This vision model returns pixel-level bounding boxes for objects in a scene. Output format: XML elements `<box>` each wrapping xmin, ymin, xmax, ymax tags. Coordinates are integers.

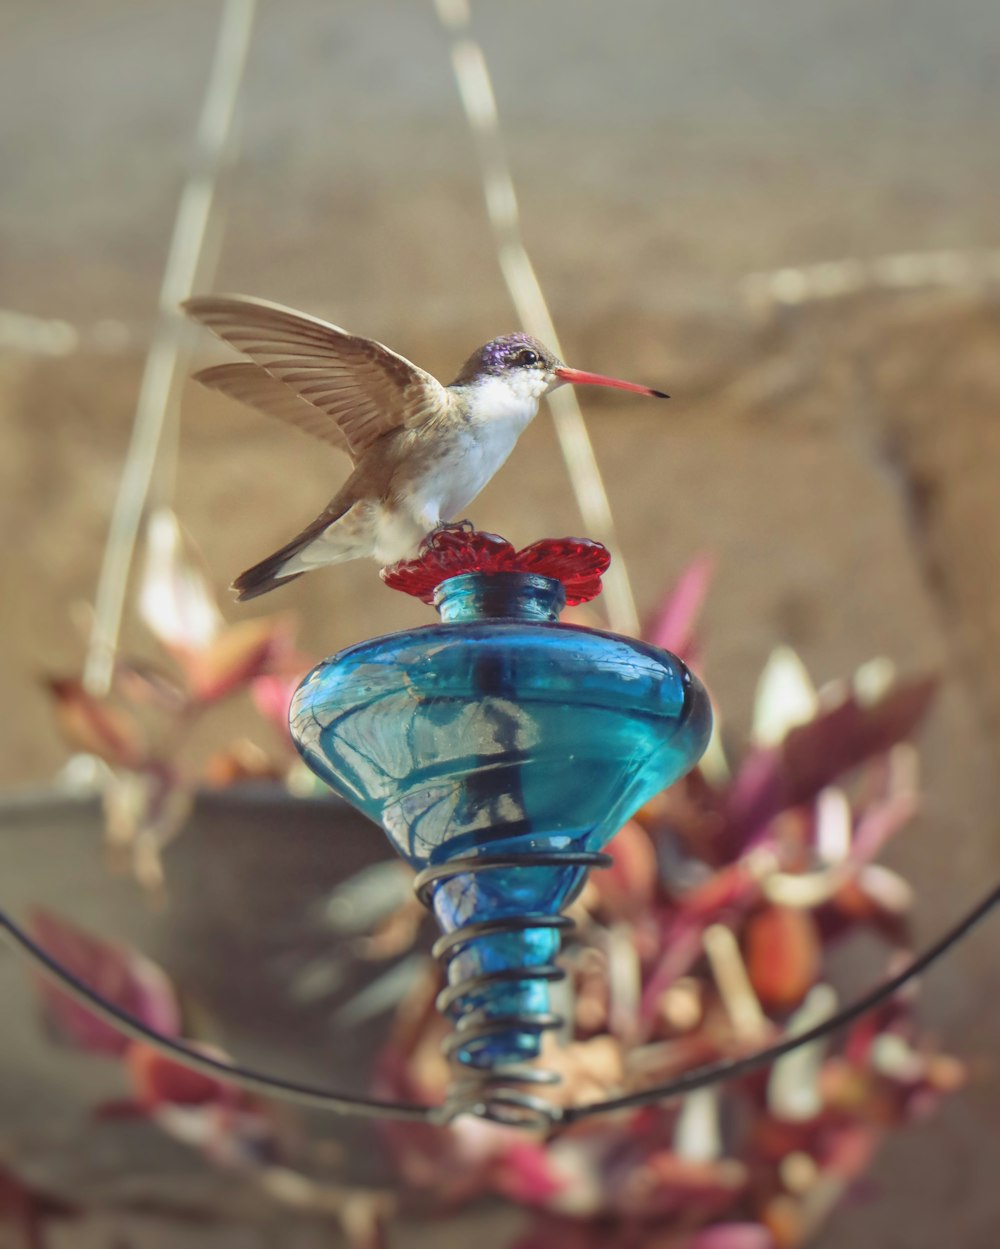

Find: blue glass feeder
<box><xmin>289</xmin><ymin>530</ymin><xmax>711</xmax><ymax>1121</ymax></box>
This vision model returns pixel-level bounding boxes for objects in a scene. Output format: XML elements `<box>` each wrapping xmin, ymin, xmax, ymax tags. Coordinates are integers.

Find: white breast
<box><xmin>403</xmin><ymin>380</ymin><xmax>541</xmax><ymax>531</ymax></box>
<box><xmin>443</xmin><ymin>380</ymin><xmax>541</xmax><ymax>514</ymax></box>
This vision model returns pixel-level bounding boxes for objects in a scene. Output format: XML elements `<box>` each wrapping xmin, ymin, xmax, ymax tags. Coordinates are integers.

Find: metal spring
<box><xmin>412</xmin><ymin>849</ymin><xmax>612</xmax><ymax>1128</ymax></box>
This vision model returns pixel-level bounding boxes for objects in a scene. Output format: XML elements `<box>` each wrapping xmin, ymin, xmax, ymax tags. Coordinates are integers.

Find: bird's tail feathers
<box><xmin>231</xmin><ymin>509</ymin><xmax>348</xmax><ymax>601</ymax></box>
<box><xmin>231</xmin><ymin>547</ymin><xmax>306</xmax><ymax>602</ymax></box>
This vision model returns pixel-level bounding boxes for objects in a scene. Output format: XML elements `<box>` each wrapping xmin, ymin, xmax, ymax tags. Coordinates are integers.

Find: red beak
<box><xmin>555</xmin><ymin>366</ymin><xmax>668</xmax><ymax>399</ymax></box>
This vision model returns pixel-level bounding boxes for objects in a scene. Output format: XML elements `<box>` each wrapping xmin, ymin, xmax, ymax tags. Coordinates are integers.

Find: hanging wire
<box><xmin>82</xmin><ymin>0</ymin><xmax>256</xmax><ymax>699</ymax></box>
<box><xmin>3</xmin><ymin>881</ymin><xmax>996</xmax><ymax>1125</ymax></box>
<box><xmin>0</xmin><ymin>905</ymin><xmax>434</xmax><ymax>1122</ymax></box>
<box><xmin>432</xmin><ymin>0</ymin><xmax>640</xmax><ymax>635</ymax></box>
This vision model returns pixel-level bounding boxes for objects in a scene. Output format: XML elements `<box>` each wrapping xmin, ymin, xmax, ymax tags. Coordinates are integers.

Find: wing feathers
<box><xmin>184</xmin><ymin>294</ymin><xmax>451</xmax><ymax>457</ymax></box>
<box><xmin>193</xmin><ymin>363</ymin><xmax>354</xmax><ymax>457</ymax></box>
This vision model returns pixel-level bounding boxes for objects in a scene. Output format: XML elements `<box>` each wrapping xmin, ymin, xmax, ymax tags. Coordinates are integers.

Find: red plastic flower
<box><xmin>381</xmin><ymin>526</ymin><xmax>611</xmax><ymax>607</ymax></box>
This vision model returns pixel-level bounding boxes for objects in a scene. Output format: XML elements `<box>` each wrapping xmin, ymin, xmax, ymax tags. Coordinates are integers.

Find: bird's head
<box><xmin>451</xmin><ymin>333</ymin><xmax>668</xmax><ymax>404</ymax></box>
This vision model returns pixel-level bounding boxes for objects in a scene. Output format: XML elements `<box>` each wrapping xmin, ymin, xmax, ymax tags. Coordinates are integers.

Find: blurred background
<box><xmin>2</xmin><ymin>1</ymin><xmax>999</xmax><ymax>1246</ymax></box>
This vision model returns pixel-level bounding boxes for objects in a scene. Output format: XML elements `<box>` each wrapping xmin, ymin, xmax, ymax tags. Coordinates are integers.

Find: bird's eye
<box><xmin>517</xmin><ymin>349</ymin><xmax>540</xmax><ymax>367</ymax></box>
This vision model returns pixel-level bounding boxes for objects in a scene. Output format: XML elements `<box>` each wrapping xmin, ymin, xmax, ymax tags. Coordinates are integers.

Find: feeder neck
<box><xmin>433</xmin><ymin>572</ymin><xmax>566</xmax><ymax>623</ymax></box>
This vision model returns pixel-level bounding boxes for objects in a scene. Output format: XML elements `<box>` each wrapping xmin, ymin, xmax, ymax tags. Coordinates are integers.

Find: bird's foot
<box><xmin>421</xmin><ymin>519</ymin><xmax>476</xmax><ymax>549</ymax></box>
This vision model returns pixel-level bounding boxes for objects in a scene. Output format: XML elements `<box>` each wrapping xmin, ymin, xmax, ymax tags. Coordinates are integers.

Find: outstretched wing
<box><xmin>183</xmin><ymin>294</ymin><xmax>452</xmax><ymax>458</ymax></box>
<box><xmin>193</xmin><ymin>363</ymin><xmax>354</xmax><ymax>459</ymax></box>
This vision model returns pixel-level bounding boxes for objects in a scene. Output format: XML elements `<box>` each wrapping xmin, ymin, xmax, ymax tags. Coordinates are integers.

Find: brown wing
<box><xmin>193</xmin><ymin>363</ymin><xmax>355</xmax><ymax>460</ymax></box>
<box><xmin>183</xmin><ymin>294</ymin><xmax>452</xmax><ymax>458</ymax></box>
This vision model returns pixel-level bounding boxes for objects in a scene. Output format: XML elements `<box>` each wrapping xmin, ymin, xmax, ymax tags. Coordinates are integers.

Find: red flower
<box><xmin>381</xmin><ymin>527</ymin><xmax>611</xmax><ymax>607</ymax></box>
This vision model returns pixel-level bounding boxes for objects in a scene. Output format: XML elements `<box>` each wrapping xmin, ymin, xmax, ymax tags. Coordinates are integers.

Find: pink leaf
<box><xmin>496</xmin><ymin>1142</ymin><xmax>567</xmax><ymax>1205</ymax></box>
<box><xmin>125</xmin><ymin>1042</ymin><xmax>244</xmax><ymax>1109</ymax></box>
<box><xmin>641</xmin><ymin>865</ymin><xmax>761</xmax><ymax>1022</ymax></box>
<box><xmin>850</xmin><ymin>789</ymin><xmax>918</xmax><ymax>863</ymax></box>
<box><xmin>251</xmin><ymin>671</ymin><xmax>306</xmax><ymax>740</ymax></box>
<box><xmin>46</xmin><ymin>678</ymin><xmax>146</xmax><ymax>769</ymax></box>
<box><xmin>628</xmin><ymin>1151</ymin><xmax>747</xmax><ymax>1219</ymax></box>
<box><xmin>590</xmin><ymin>820</ymin><xmax>658</xmax><ymax>916</ymax></box>
<box><xmin>29</xmin><ymin>910</ymin><xmax>180</xmax><ymax>1056</ymax></box>
<box><xmin>181</xmin><ymin>614</ymin><xmax>297</xmax><ymax>703</ymax></box>
<box><xmin>688</xmin><ymin>1225</ymin><xmax>776</xmax><ymax>1249</ymax></box>
<box><xmin>112</xmin><ymin>661</ymin><xmax>187</xmax><ymax>712</ymax></box>
<box><xmin>644</xmin><ymin>554</ymin><xmax>715</xmax><ymax>658</ymax></box>
<box><xmin>723</xmin><ymin>675</ymin><xmax>937</xmax><ymax>853</ymax></box>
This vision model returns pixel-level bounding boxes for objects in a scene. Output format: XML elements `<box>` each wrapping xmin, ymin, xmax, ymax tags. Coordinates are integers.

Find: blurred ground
<box><xmin>2</xmin><ymin>1</ymin><xmax>1000</xmax><ymax>1246</ymax></box>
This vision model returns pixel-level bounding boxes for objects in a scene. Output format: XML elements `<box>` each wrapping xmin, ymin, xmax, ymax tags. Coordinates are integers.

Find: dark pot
<box><xmin>0</xmin><ymin>784</ymin><xmax>423</xmax><ymax>1204</ymax></box>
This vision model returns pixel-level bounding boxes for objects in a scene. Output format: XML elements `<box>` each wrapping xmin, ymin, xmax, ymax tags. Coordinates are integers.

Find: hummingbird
<box><xmin>183</xmin><ymin>294</ymin><xmax>667</xmax><ymax>600</ymax></box>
